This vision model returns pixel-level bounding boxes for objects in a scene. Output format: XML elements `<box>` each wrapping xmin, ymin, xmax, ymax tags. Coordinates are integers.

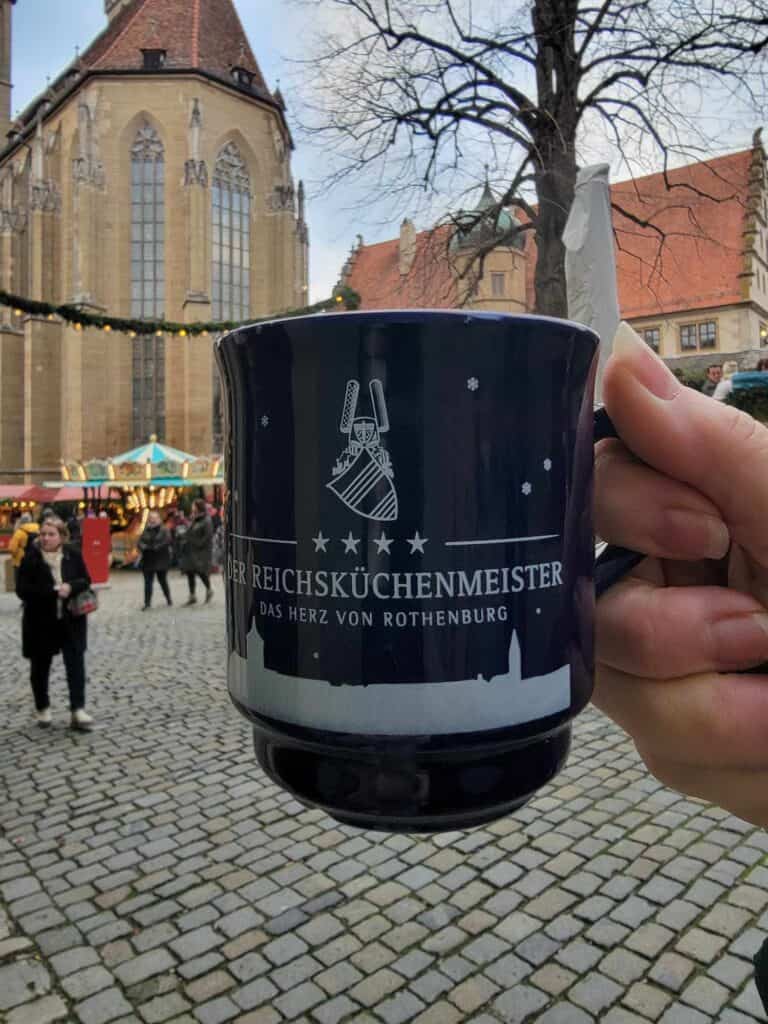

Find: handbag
<box><xmin>68</xmin><ymin>587</ymin><xmax>99</xmax><ymax>617</ymax></box>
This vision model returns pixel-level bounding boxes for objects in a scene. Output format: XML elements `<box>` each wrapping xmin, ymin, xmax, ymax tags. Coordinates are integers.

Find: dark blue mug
<box><xmin>215</xmin><ymin>310</ymin><xmax>638</xmax><ymax>832</ymax></box>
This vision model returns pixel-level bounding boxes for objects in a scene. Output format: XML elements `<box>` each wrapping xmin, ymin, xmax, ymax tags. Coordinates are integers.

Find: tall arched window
<box><xmin>212</xmin><ymin>142</ymin><xmax>251</xmax><ymax>321</ymax></box>
<box><xmin>130</xmin><ymin>122</ymin><xmax>165</xmax><ymax>443</ymax></box>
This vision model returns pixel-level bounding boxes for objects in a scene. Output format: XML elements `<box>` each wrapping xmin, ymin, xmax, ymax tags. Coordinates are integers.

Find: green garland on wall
<box><xmin>0</xmin><ymin>285</ymin><xmax>361</xmax><ymax>336</ymax></box>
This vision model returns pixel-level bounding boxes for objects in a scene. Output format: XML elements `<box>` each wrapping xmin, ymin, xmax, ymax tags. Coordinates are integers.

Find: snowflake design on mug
<box><xmin>467</xmin><ymin>377</ymin><xmax>479</xmax><ymax>391</ymax></box>
<box><xmin>543</xmin><ymin>458</ymin><xmax>552</xmax><ymax>471</ymax></box>
<box><xmin>261</xmin><ymin>415</ymin><xmax>270</xmax><ymax>428</ymax></box>
<box><xmin>522</xmin><ymin>481</ymin><xmax>532</xmax><ymax>496</ymax></box>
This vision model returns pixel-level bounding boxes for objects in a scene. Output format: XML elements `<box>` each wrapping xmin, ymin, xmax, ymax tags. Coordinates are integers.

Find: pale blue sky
<box><xmin>11</xmin><ymin>0</ymin><xmax>360</xmax><ymax>303</ymax></box>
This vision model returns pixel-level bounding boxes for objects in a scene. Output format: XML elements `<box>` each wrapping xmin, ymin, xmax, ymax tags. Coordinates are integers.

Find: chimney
<box><xmin>0</xmin><ymin>0</ymin><xmax>15</xmax><ymax>146</ymax></box>
<box><xmin>399</xmin><ymin>218</ymin><xmax>416</xmax><ymax>276</ymax></box>
<box><xmin>105</xmin><ymin>0</ymin><xmax>133</xmax><ymax>21</ymax></box>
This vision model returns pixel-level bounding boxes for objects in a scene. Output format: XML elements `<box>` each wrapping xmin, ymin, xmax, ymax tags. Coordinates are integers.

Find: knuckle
<box><xmin>720</xmin><ymin>404</ymin><xmax>764</xmax><ymax>448</ymax></box>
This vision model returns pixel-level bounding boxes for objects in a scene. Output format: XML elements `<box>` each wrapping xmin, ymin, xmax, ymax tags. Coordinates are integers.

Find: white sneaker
<box><xmin>71</xmin><ymin>709</ymin><xmax>94</xmax><ymax>731</ymax></box>
<box><xmin>36</xmin><ymin>708</ymin><xmax>52</xmax><ymax>728</ymax></box>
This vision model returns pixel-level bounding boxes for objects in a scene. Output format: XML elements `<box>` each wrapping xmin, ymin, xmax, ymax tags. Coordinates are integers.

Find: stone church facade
<box><xmin>0</xmin><ymin>0</ymin><xmax>309</xmax><ymax>482</ymax></box>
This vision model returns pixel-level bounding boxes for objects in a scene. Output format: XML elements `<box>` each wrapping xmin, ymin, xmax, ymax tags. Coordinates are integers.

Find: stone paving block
<box><xmin>139</xmin><ymin>991</ymin><xmax>191</xmax><ymax>1023</ymax></box>
<box><xmin>624</xmin><ymin>980</ymin><xmax>673</xmax><ymax>1019</ymax></box>
<box><xmin>569</xmin><ymin>973</ymin><xmax>623</xmax><ymax>1015</ymax></box>
<box><xmin>514</xmin><ymin>931</ymin><xmax>560</xmax><ymax>968</ymax></box>
<box><xmin>493</xmin><ymin>911</ymin><xmax>540</xmax><ymax>944</ymax></box>
<box><xmin>0</xmin><ymin>958</ymin><xmax>52</xmax><ymax>1010</ymax></box>
<box><xmin>193</xmin><ymin>994</ymin><xmax>239</xmax><ymax>1023</ymax></box>
<box><xmin>5</xmin><ymin>995</ymin><xmax>68</xmax><ymax>1024</ymax></box>
<box><xmin>115</xmin><ymin>948</ymin><xmax>176</xmax><ymax>986</ymax></box>
<box><xmin>231</xmin><ymin>975</ymin><xmax>279</xmax><ymax>1011</ymax></box>
<box><xmin>655</xmin><ymin>900</ymin><xmax>700</xmax><ymax>931</ymax></box>
<box><xmin>491</xmin><ymin>983</ymin><xmax>549</xmax><ymax>1022</ymax></box>
<box><xmin>680</xmin><ymin>974</ymin><xmax>730</xmax><ymax>1015</ymax></box>
<box><xmin>530</xmin><ymin>962</ymin><xmax>577</xmax><ymax>996</ymax></box>
<box><xmin>675</xmin><ymin>926</ymin><xmax>729</xmax><ymax>964</ymax></box>
<box><xmin>76</xmin><ymin>987</ymin><xmax>134</xmax><ymax>1024</ymax></box>
<box><xmin>349</xmin><ymin>967</ymin><xmax>404</xmax><ymax>1006</ymax></box>
<box><xmin>311</xmin><ymin>994</ymin><xmax>360</xmax><ymax>1024</ymax></box>
<box><xmin>447</xmin><ymin>975</ymin><xmax>499</xmax><ymax>1014</ymax></box>
<box><xmin>556</xmin><ymin>938</ymin><xmax>603</xmax><ymax>973</ymax></box>
<box><xmin>184</xmin><ymin>970</ymin><xmax>236</xmax><ymax>1003</ymax></box>
<box><xmin>535</xmin><ymin>1006</ymin><xmax>594</xmax><ymax>1024</ymax></box>
<box><xmin>657</xmin><ymin>1006</ymin><xmax>710</xmax><ymax>1024</ymax></box>
<box><xmin>732</xmin><ymin>981</ymin><xmax>766</xmax><ymax>1019</ymax></box>
<box><xmin>599</xmin><ymin>949</ymin><xmax>648</xmax><ymax>986</ymax></box>
<box><xmin>0</xmin><ymin>937</ymin><xmax>34</xmax><ymax>957</ymax></box>
<box><xmin>37</xmin><ymin>924</ymin><xmax>85</xmax><ymax>956</ymax></box>
<box><xmin>545</xmin><ymin>913</ymin><xmax>583</xmax><ymax>942</ymax></box>
<box><xmin>272</xmin><ymin>980</ymin><xmax>325</xmax><ymax>1020</ymax></box>
<box><xmin>710</xmin><ymin>954</ymin><xmax>754</xmax><ymax>991</ymax></box>
<box><xmin>60</xmin><ymin>964</ymin><xmax>114</xmax><ymax>1000</ymax></box>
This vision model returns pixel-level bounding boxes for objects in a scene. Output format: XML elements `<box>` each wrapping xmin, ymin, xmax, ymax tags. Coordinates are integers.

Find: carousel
<box><xmin>46</xmin><ymin>436</ymin><xmax>224</xmax><ymax>565</ymax></box>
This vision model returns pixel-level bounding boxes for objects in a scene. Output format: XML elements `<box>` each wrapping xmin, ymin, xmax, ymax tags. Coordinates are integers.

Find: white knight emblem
<box><xmin>327</xmin><ymin>379</ymin><xmax>398</xmax><ymax>521</ymax></box>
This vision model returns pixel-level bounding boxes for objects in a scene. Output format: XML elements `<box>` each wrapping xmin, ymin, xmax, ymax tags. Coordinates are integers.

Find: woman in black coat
<box><xmin>178</xmin><ymin>498</ymin><xmax>214</xmax><ymax>605</ymax></box>
<box><xmin>16</xmin><ymin>517</ymin><xmax>94</xmax><ymax>731</ymax></box>
<box><xmin>137</xmin><ymin>509</ymin><xmax>173</xmax><ymax>609</ymax></box>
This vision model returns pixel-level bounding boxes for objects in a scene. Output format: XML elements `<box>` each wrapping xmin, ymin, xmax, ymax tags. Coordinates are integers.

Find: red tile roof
<box><xmin>612</xmin><ymin>149</ymin><xmax>753</xmax><ymax>319</ymax></box>
<box><xmin>350</xmin><ymin>149</ymin><xmax>756</xmax><ymax>321</ymax></box>
<box><xmin>16</xmin><ymin>0</ymin><xmax>272</xmax><ymax>129</ymax></box>
<box><xmin>344</xmin><ymin>226</ymin><xmax>458</xmax><ymax>309</ymax></box>
<box><xmin>84</xmin><ymin>0</ymin><xmax>266</xmax><ymax>87</ymax></box>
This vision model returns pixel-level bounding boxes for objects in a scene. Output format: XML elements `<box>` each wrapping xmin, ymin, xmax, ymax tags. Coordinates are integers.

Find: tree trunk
<box><xmin>531</xmin><ymin>0</ymin><xmax>579</xmax><ymax>318</ymax></box>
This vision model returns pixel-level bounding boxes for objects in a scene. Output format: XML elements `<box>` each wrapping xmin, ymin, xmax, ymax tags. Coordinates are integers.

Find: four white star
<box><xmin>312</xmin><ymin>531</ymin><xmax>329</xmax><ymax>553</ymax></box>
<box><xmin>407</xmin><ymin>530</ymin><xmax>428</xmax><ymax>554</ymax></box>
<box><xmin>342</xmin><ymin>531</ymin><xmax>361</xmax><ymax>554</ymax></box>
<box><xmin>373</xmin><ymin>531</ymin><xmax>393</xmax><ymax>555</ymax></box>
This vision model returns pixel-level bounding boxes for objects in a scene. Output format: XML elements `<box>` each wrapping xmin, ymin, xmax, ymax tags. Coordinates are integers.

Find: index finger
<box><xmin>603</xmin><ymin>323</ymin><xmax>768</xmax><ymax>567</ymax></box>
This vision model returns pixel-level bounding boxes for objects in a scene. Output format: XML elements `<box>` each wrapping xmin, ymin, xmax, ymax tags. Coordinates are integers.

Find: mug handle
<box><xmin>593</xmin><ymin>406</ymin><xmax>646</xmax><ymax>598</ymax></box>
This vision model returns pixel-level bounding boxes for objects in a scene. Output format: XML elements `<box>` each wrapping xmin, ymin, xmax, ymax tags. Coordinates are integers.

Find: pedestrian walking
<box><xmin>16</xmin><ymin>517</ymin><xmax>94</xmax><ymax>731</ymax></box>
<box><xmin>8</xmin><ymin>512</ymin><xmax>40</xmax><ymax>591</ymax></box>
<box><xmin>179</xmin><ymin>498</ymin><xmax>213</xmax><ymax>605</ymax></box>
<box><xmin>137</xmin><ymin>509</ymin><xmax>173</xmax><ymax>610</ymax></box>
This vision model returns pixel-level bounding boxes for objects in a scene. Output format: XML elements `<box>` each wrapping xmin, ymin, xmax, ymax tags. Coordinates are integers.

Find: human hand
<box><xmin>57</xmin><ymin>583</ymin><xmax>72</xmax><ymax>598</ymax></box>
<box><xmin>594</xmin><ymin>323</ymin><xmax>768</xmax><ymax>827</ymax></box>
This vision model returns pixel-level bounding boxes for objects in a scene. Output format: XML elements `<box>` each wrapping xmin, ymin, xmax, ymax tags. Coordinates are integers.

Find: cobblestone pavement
<box><xmin>1</xmin><ymin>572</ymin><xmax>767</xmax><ymax>1024</ymax></box>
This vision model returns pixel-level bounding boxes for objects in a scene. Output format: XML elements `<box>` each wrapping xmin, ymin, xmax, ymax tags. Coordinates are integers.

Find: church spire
<box><xmin>0</xmin><ymin>0</ymin><xmax>16</xmax><ymax>144</ymax></box>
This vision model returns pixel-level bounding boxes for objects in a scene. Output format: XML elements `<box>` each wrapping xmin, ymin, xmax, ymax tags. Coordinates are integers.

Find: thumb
<box><xmin>603</xmin><ymin>323</ymin><xmax>768</xmax><ymax>566</ymax></box>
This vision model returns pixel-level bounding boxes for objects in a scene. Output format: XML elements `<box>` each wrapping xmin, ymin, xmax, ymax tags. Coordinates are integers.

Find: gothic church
<box><xmin>0</xmin><ymin>0</ymin><xmax>309</xmax><ymax>481</ymax></box>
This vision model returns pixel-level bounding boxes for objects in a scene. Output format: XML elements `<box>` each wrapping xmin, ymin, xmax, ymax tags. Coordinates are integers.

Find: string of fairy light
<box><xmin>0</xmin><ymin>284</ymin><xmax>360</xmax><ymax>337</ymax></box>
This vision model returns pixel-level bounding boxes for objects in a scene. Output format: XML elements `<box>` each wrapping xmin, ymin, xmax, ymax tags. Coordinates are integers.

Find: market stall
<box><xmin>46</xmin><ymin>436</ymin><xmax>224</xmax><ymax>566</ymax></box>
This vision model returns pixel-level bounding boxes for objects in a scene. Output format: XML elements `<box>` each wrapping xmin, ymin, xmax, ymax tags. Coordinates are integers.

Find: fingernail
<box><xmin>665</xmin><ymin>509</ymin><xmax>730</xmax><ymax>560</ymax></box>
<box><xmin>712</xmin><ymin>612</ymin><xmax>768</xmax><ymax>670</ymax></box>
<box><xmin>612</xmin><ymin>322</ymin><xmax>681</xmax><ymax>401</ymax></box>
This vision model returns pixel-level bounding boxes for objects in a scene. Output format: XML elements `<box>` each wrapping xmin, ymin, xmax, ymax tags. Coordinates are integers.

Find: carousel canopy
<box><xmin>47</xmin><ymin>435</ymin><xmax>223</xmax><ymax>489</ymax></box>
<box><xmin>113</xmin><ymin>440</ymin><xmax>196</xmax><ymax>465</ymax></box>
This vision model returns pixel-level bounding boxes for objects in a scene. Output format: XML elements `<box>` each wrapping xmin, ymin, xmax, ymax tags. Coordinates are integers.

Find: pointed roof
<box><xmin>83</xmin><ymin>0</ymin><xmax>266</xmax><ymax>86</ymax></box>
<box><xmin>11</xmin><ymin>0</ymin><xmax>278</xmax><ymax>136</ymax></box>
<box><xmin>113</xmin><ymin>439</ymin><xmax>196</xmax><ymax>465</ymax></box>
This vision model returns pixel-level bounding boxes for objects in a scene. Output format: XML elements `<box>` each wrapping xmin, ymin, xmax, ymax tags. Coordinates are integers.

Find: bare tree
<box><xmin>295</xmin><ymin>0</ymin><xmax>768</xmax><ymax>316</ymax></box>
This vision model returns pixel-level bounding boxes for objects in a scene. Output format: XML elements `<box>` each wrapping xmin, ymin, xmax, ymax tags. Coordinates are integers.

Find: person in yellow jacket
<box><xmin>9</xmin><ymin>513</ymin><xmax>40</xmax><ymax>589</ymax></box>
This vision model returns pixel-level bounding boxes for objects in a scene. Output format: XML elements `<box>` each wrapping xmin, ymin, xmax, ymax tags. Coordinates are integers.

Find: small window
<box><xmin>680</xmin><ymin>324</ymin><xmax>697</xmax><ymax>350</ymax></box>
<box><xmin>232</xmin><ymin>66</ymin><xmax>254</xmax><ymax>88</ymax></box>
<box><xmin>698</xmin><ymin>321</ymin><xmax>717</xmax><ymax>349</ymax></box>
<box><xmin>142</xmin><ymin>49</ymin><xmax>167</xmax><ymax>70</ymax></box>
<box><xmin>642</xmin><ymin>327</ymin><xmax>660</xmax><ymax>352</ymax></box>
<box><xmin>490</xmin><ymin>272</ymin><xmax>505</xmax><ymax>297</ymax></box>
<box><xmin>760</xmin><ymin>322</ymin><xmax>768</xmax><ymax>346</ymax></box>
